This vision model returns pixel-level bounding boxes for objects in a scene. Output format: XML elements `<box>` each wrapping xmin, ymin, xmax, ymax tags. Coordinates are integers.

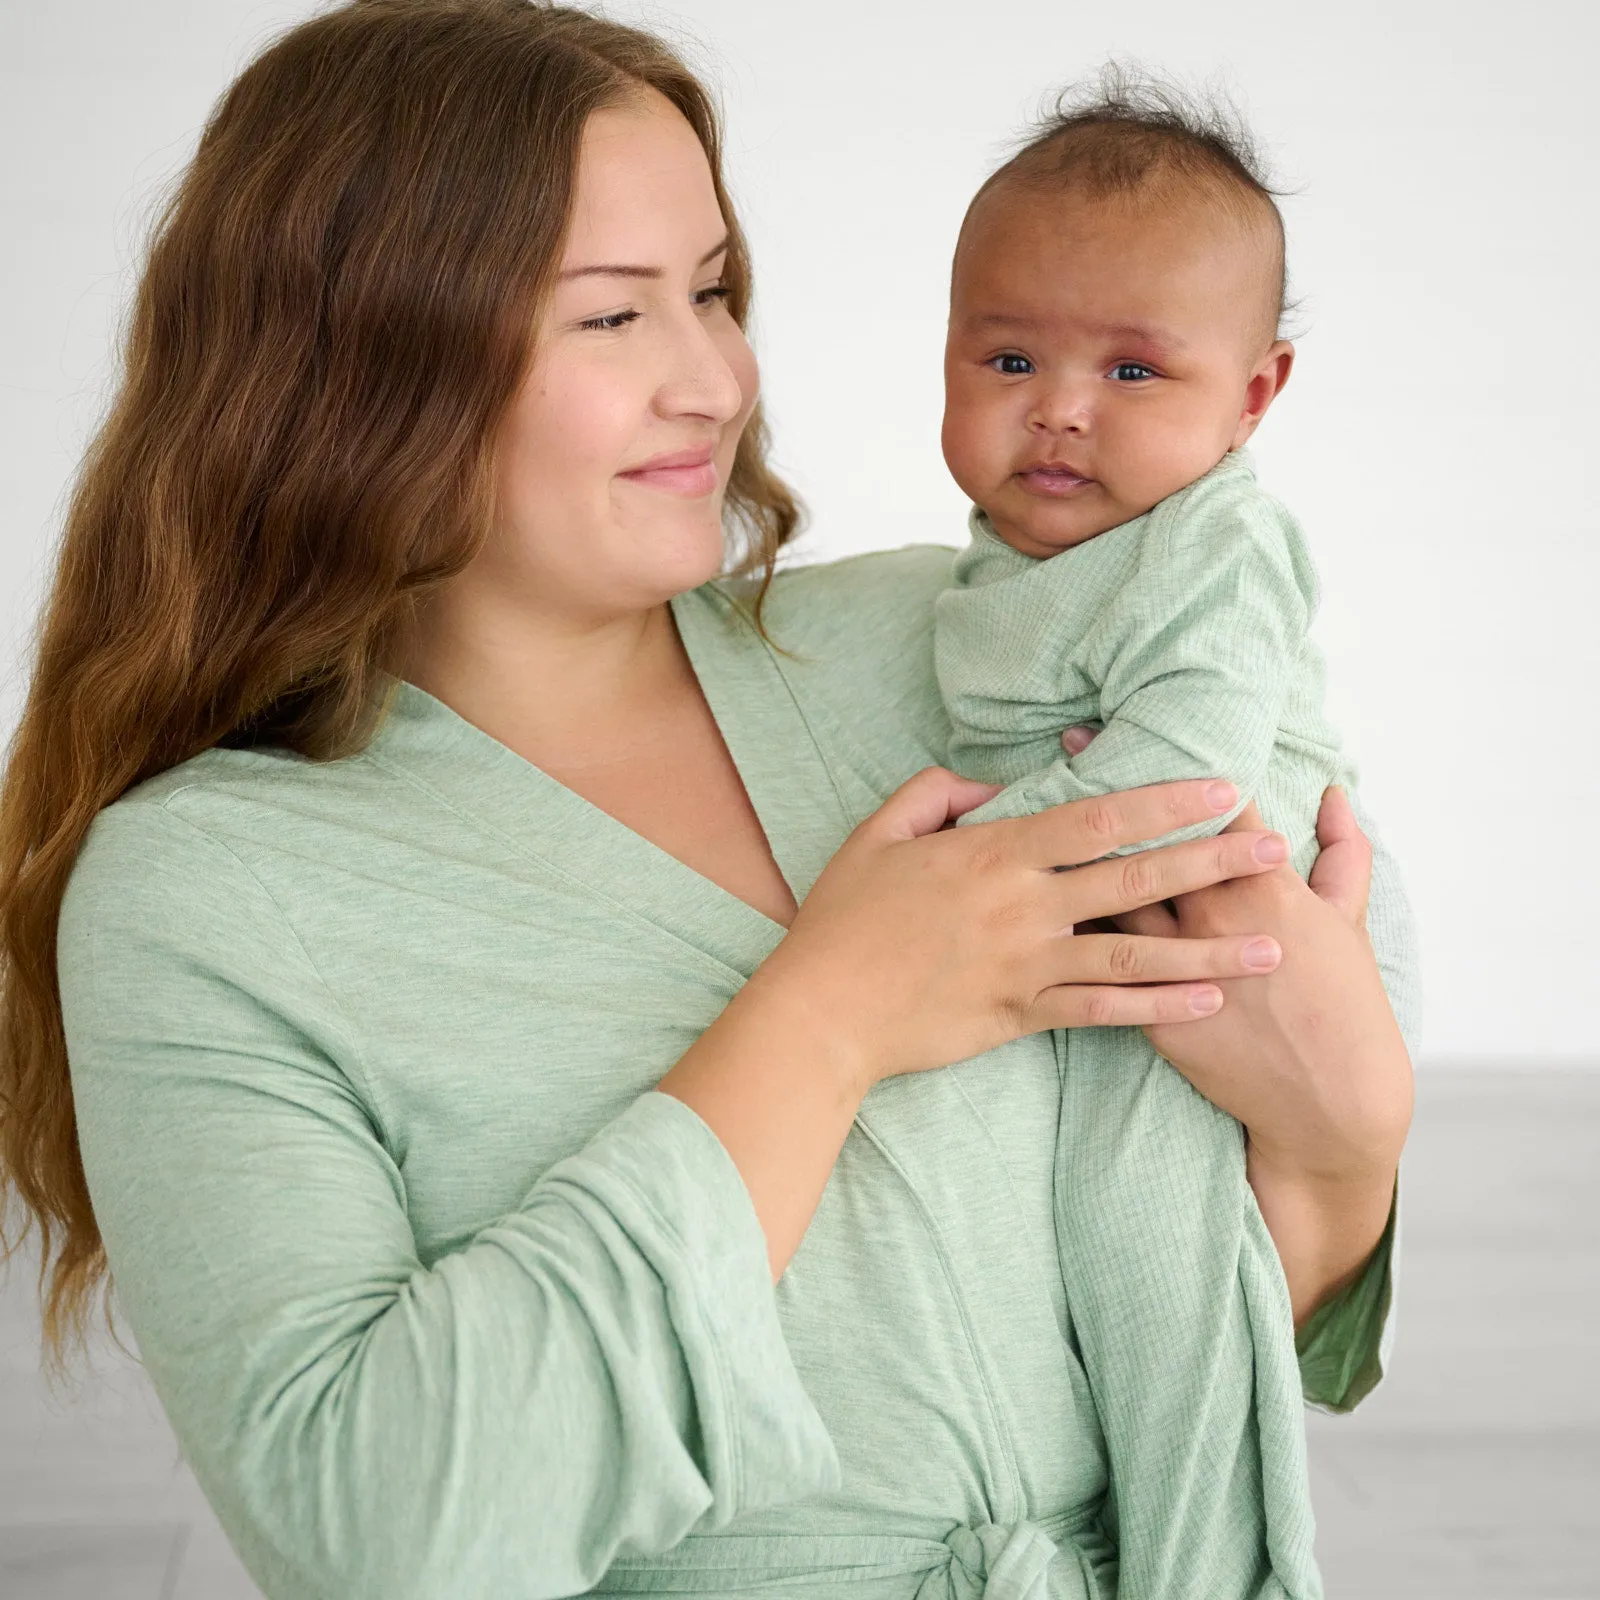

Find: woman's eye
<box><xmin>1109</xmin><ymin>361</ymin><xmax>1157</xmax><ymax>381</ymax></box>
<box><xmin>989</xmin><ymin>353</ymin><xmax>1034</xmax><ymax>376</ymax></box>
<box><xmin>693</xmin><ymin>283</ymin><xmax>732</xmax><ymax>310</ymax></box>
<box><xmin>579</xmin><ymin>309</ymin><xmax>640</xmax><ymax>332</ymax></box>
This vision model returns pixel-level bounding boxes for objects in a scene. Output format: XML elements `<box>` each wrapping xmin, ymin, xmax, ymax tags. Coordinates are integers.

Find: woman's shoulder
<box><xmin>56</xmin><ymin>753</ymin><xmax>332</xmax><ymax>1046</ymax></box>
<box><xmin>729</xmin><ymin>544</ymin><xmax>960</xmax><ymax>771</ymax></box>
<box><xmin>88</xmin><ymin>737</ymin><xmax>384</xmax><ymax>832</ymax></box>
<box><xmin>62</xmin><ymin>739</ymin><xmax>390</xmax><ymax>927</ymax></box>
<box><xmin>739</xmin><ymin>543</ymin><xmax>958</xmax><ymax>689</ymax></box>
<box><xmin>758</xmin><ymin>543</ymin><xmax>958</xmax><ymax>635</ymax></box>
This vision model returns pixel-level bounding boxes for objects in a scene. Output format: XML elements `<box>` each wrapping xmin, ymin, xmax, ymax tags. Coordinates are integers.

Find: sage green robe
<box><xmin>57</xmin><ymin>546</ymin><xmax>1398</xmax><ymax>1600</ymax></box>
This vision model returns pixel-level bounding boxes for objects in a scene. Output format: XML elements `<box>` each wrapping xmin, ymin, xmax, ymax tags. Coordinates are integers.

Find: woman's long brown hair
<box><xmin>0</xmin><ymin>0</ymin><xmax>800</xmax><ymax>1369</ymax></box>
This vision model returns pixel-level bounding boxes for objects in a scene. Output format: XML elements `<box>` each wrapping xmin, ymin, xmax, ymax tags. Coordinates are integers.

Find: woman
<box><xmin>0</xmin><ymin>3</ymin><xmax>1413</xmax><ymax>1597</ymax></box>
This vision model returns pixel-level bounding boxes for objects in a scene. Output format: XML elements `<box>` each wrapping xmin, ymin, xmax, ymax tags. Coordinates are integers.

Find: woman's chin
<box><xmin>641</xmin><ymin>510</ymin><xmax>736</xmax><ymax>595</ymax></box>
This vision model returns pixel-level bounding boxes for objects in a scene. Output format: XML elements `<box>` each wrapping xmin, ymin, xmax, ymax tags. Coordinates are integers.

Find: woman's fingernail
<box><xmin>1190</xmin><ymin>986</ymin><xmax>1223</xmax><ymax>1015</ymax></box>
<box><xmin>1243</xmin><ymin>937</ymin><xmax>1280</xmax><ymax>968</ymax></box>
<box><xmin>1062</xmin><ymin>726</ymin><xmax>1094</xmax><ymax>754</ymax></box>
<box><xmin>1206</xmin><ymin>781</ymin><xmax>1237</xmax><ymax>811</ymax></box>
<box><xmin>1254</xmin><ymin>834</ymin><xmax>1289</xmax><ymax>863</ymax></box>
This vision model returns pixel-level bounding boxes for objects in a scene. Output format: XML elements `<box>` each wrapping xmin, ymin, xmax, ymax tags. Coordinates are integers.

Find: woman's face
<box><xmin>488</xmin><ymin>89</ymin><xmax>758</xmax><ymax>625</ymax></box>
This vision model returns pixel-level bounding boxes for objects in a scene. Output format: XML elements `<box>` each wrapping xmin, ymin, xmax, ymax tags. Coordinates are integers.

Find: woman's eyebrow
<box><xmin>558</xmin><ymin>236</ymin><xmax>729</xmax><ymax>282</ymax></box>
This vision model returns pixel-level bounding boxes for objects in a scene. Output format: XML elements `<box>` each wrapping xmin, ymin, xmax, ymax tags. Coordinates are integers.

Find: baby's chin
<box><xmin>986</xmin><ymin>486</ymin><xmax>1134</xmax><ymax>559</ymax></box>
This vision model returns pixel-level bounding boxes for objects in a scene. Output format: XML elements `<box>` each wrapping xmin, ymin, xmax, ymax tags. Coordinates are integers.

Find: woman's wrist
<box><xmin>1242</xmin><ymin>1064</ymin><xmax>1411</xmax><ymax>1187</ymax></box>
<box><xmin>736</xmin><ymin>946</ymin><xmax>884</xmax><ymax>1100</ymax></box>
<box><xmin>656</xmin><ymin>967</ymin><xmax>870</xmax><ymax>1282</ymax></box>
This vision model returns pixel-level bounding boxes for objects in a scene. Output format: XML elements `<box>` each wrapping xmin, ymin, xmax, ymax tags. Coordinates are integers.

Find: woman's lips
<box><xmin>618</xmin><ymin>447</ymin><xmax>718</xmax><ymax>498</ymax></box>
<box><xmin>1016</xmin><ymin>465</ymin><xmax>1095</xmax><ymax>497</ymax></box>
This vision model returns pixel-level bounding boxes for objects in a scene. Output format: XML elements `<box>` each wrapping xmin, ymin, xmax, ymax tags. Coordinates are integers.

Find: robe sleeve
<box><xmin>1294</xmin><ymin>792</ymin><xmax>1421</xmax><ymax>1412</ymax></box>
<box><xmin>1296</xmin><ymin>1184</ymin><xmax>1397</xmax><ymax>1412</ymax></box>
<box><xmin>56</xmin><ymin>797</ymin><xmax>840</xmax><ymax>1600</ymax></box>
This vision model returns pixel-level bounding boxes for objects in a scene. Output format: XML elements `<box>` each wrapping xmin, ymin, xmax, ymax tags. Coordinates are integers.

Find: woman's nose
<box><xmin>656</xmin><ymin>317</ymin><xmax>745</xmax><ymax>425</ymax></box>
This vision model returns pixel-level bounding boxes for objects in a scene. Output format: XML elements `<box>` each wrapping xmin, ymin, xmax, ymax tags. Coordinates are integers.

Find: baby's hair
<box><xmin>965</xmin><ymin>62</ymin><xmax>1294</xmax><ymax>341</ymax></box>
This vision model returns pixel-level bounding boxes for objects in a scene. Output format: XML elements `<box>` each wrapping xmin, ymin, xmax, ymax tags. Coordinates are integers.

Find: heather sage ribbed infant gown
<box><xmin>934</xmin><ymin>449</ymin><xmax>1422</xmax><ymax>1600</ymax></box>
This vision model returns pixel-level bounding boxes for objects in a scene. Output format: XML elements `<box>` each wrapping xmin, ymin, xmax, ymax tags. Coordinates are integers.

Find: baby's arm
<box><xmin>955</xmin><ymin>491</ymin><xmax>1314</xmax><ymax>851</ymax></box>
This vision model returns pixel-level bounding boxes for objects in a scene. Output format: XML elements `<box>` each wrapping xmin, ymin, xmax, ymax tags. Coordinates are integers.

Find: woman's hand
<box><xmin>744</xmin><ymin>766</ymin><xmax>1291</xmax><ymax>1100</ymax></box>
<box><xmin>1113</xmin><ymin>782</ymin><xmax>1413</xmax><ymax>1322</ymax></box>
<box><xmin>668</xmin><ymin>763</ymin><xmax>1299</xmax><ymax>1280</ymax></box>
<box><xmin>1117</xmin><ymin>791</ymin><xmax>1410</xmax><ymax>1172</ymax></box>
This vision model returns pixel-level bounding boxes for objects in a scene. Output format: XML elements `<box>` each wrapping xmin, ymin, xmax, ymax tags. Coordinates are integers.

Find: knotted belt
<box><xmin>928</xmin><ymin>1509</ymin><xmax>1107</xmax><ymax>1599</ymax></box>
<box><xmin>594</xmin><ymin>1504</ymin><xmax>1111</xmax><ymax>1598</ymax></box>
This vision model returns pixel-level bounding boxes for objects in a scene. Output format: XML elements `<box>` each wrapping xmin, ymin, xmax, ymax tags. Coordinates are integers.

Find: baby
<box><xmin>931</xmin><ymin>77</ymin><xmax>1421</xmax><ymax>1597</ymax></box>
<box><xmin>935</xmin><ymin>83</ymin><xmax>1342</xmax><ymax>865</ymax></box>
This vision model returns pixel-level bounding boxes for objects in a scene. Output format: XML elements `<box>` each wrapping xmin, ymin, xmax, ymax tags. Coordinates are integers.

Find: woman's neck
<box><xmin>397</xmin><ymin>581</ymin><xmax>697</xmax><ymax>774</ymax></box>
<box><xmin>399</xmin><ymin>567</ymin><xmax>799</xmax><ymax>929</ymax></box>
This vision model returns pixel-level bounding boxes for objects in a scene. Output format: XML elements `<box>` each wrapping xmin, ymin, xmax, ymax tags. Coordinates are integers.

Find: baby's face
<box><xmin>943</xmin><ymin>184</ymin><xmax>1291</xmax><ymax>558</ymax></box>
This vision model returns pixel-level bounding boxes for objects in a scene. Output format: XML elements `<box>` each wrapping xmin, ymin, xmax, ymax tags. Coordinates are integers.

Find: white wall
<box><xmin>3</xmin><ymin>0</ymin><xmax>1596</xmax><ymax>1061</ymax></box>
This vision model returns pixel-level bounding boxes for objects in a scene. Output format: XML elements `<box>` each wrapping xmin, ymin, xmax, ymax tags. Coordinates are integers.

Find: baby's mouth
<box><xmin>1016</xmin><ymin>464</ymin><xmax>1095</xmax><ymax>497</ymax></box>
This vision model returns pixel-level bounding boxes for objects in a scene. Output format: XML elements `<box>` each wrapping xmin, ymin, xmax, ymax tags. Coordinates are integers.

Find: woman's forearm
<box><xmin>657</xmin><ymin>970</ymin><xmax>868</xmax><ymax>1282</ymax></box>
<box><xmin>1245</xmin><ymin>1138</ymin><xmax>1398</xmax><ymax>1326</ymax></box>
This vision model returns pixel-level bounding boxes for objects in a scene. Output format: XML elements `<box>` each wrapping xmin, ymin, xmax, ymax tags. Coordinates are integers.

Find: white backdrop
<box><xmin>3</xmin><ymin>0</ymin><xmax>1596</xmax><ymax>1062</ymax></box>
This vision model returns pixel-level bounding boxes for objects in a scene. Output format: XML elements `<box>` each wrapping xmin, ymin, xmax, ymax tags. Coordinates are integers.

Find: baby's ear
<box><xmin>1232</xmin><ymin>341</ymin><xmax>1295</xmax><ymax>448</ymax></box>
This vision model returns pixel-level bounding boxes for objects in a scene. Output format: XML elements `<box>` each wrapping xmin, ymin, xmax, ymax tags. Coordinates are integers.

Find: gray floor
<box><xmin>2</xmin><ymin>1068</ymin><xmax>1596</xmax><ymax>1598</ymax></box>
<box><xmin>1304</xmin><ymin>1068</ymin><xmax>1600</xmax><ymax>1599</ymax></box>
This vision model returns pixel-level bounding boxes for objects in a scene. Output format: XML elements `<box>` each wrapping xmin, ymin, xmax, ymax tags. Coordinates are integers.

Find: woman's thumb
<box><xmin>866</xmin><ymin>766</ymin><xmax>1003</xmax><ymax>842</ymax></box>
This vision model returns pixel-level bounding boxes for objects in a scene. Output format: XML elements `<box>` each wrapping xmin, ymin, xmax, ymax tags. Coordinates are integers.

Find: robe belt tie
<box><xmin>923</xmin><ymin>1509</ymin><xmax>1102</xmax><ymax>1600</ymax></box>
<box><xmin>593</xmin><ymin>1505</ymin><xmax>1107</xmax><ymax>1598</ymax></box>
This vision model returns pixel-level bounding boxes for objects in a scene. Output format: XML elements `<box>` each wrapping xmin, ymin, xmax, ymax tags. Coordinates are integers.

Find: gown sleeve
<box><xmin>56</xmin><ymin>796</ymin><xmax>840</xmax><ymax>1600</ymax></box>
<box><xmin>953</xmin><ymin>487</ymin><xmax>1310</xmax><ymax>845</ymax></box>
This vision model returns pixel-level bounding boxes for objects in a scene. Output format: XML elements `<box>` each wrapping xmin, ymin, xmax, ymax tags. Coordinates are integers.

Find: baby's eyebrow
<box><xmin>964</xmin><ymin>310</ymin><xmax>1187</xmax><ymax>354</ymax></box>
<box><xmin>1094</xmin><ymin>320</ymin><xmax>1188</xmax><ymax>353</ymax></box>
<box><xmin>966</xmin><ymin>311</ymin><xmax>1042</xmax><ymax>331</ymax></box>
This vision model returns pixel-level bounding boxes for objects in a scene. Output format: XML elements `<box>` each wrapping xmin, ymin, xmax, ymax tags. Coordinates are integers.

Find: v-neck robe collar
<box><xmin>367</xmin><ymin>578</ymin><xmax>855</xmax><ymax>985</ymax></box>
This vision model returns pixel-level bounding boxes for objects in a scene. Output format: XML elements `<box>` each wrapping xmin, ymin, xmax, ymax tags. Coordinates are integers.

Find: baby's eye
<box><xmin>1109</xmin><ymin>361</ymin><xmax>1157</xmax><ymax>381</ymax></box>
<box><xmin>988</xmin><ymin>353</ymin><xmax>1034</xmax><ymax>376</ymax></box>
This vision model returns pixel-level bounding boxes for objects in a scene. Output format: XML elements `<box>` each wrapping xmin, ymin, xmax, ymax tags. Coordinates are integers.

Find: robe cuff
<box><xmin>1295</xmin><ymin>1178</ymin><xmax>1399</xmax><ymax>1413</ymax></box>
<box><xmin>555</xmin><ymin>1088</ymin><xmax>842</xmax><ymax>1515</ymax></box>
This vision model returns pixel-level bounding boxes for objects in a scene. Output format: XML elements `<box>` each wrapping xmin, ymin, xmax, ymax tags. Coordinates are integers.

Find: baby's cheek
<box><xmin>940</xmin><ymin>388</ymin><xmax>1005</xmax><ymax>498</ymax></box>
<box><xmin>1117</xmin><ymin>425</ymin><xmax>1217</xmax><ymax>512</ymax></box>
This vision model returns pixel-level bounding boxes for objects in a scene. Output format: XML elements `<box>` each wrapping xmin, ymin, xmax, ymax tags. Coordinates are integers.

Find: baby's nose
<box><xmin>1027</xmin><ymin>382</ymin><xmax>1092</xmax><ymax>434</ymax></box>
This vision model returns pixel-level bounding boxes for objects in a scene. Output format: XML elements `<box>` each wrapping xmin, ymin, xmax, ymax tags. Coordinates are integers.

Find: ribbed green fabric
<box><xmin>936</xmin><ymin>452</ymin><xmax>1349</xmax><ymax>870</ymax></box>
<box><xmin>56</xmin><ymin>544</ymin><xmax>1408</xmax><ymax>1600</ymax></box>
<box><xmin>933</xmin><ymin>455</ymin><xmax>1422</xmax><ymax>1600</ymax></box>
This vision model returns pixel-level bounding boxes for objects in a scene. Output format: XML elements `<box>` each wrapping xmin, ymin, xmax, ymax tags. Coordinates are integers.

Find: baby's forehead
<box><xmin>953</xmin><ymin>175</ymin><xmax>1282</xmax><ymax>343</ymax></box>
<box><xmin>960</xmin><ymin>170</ymin><xmax>1271</xmax><ymax>268</ymax></box>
